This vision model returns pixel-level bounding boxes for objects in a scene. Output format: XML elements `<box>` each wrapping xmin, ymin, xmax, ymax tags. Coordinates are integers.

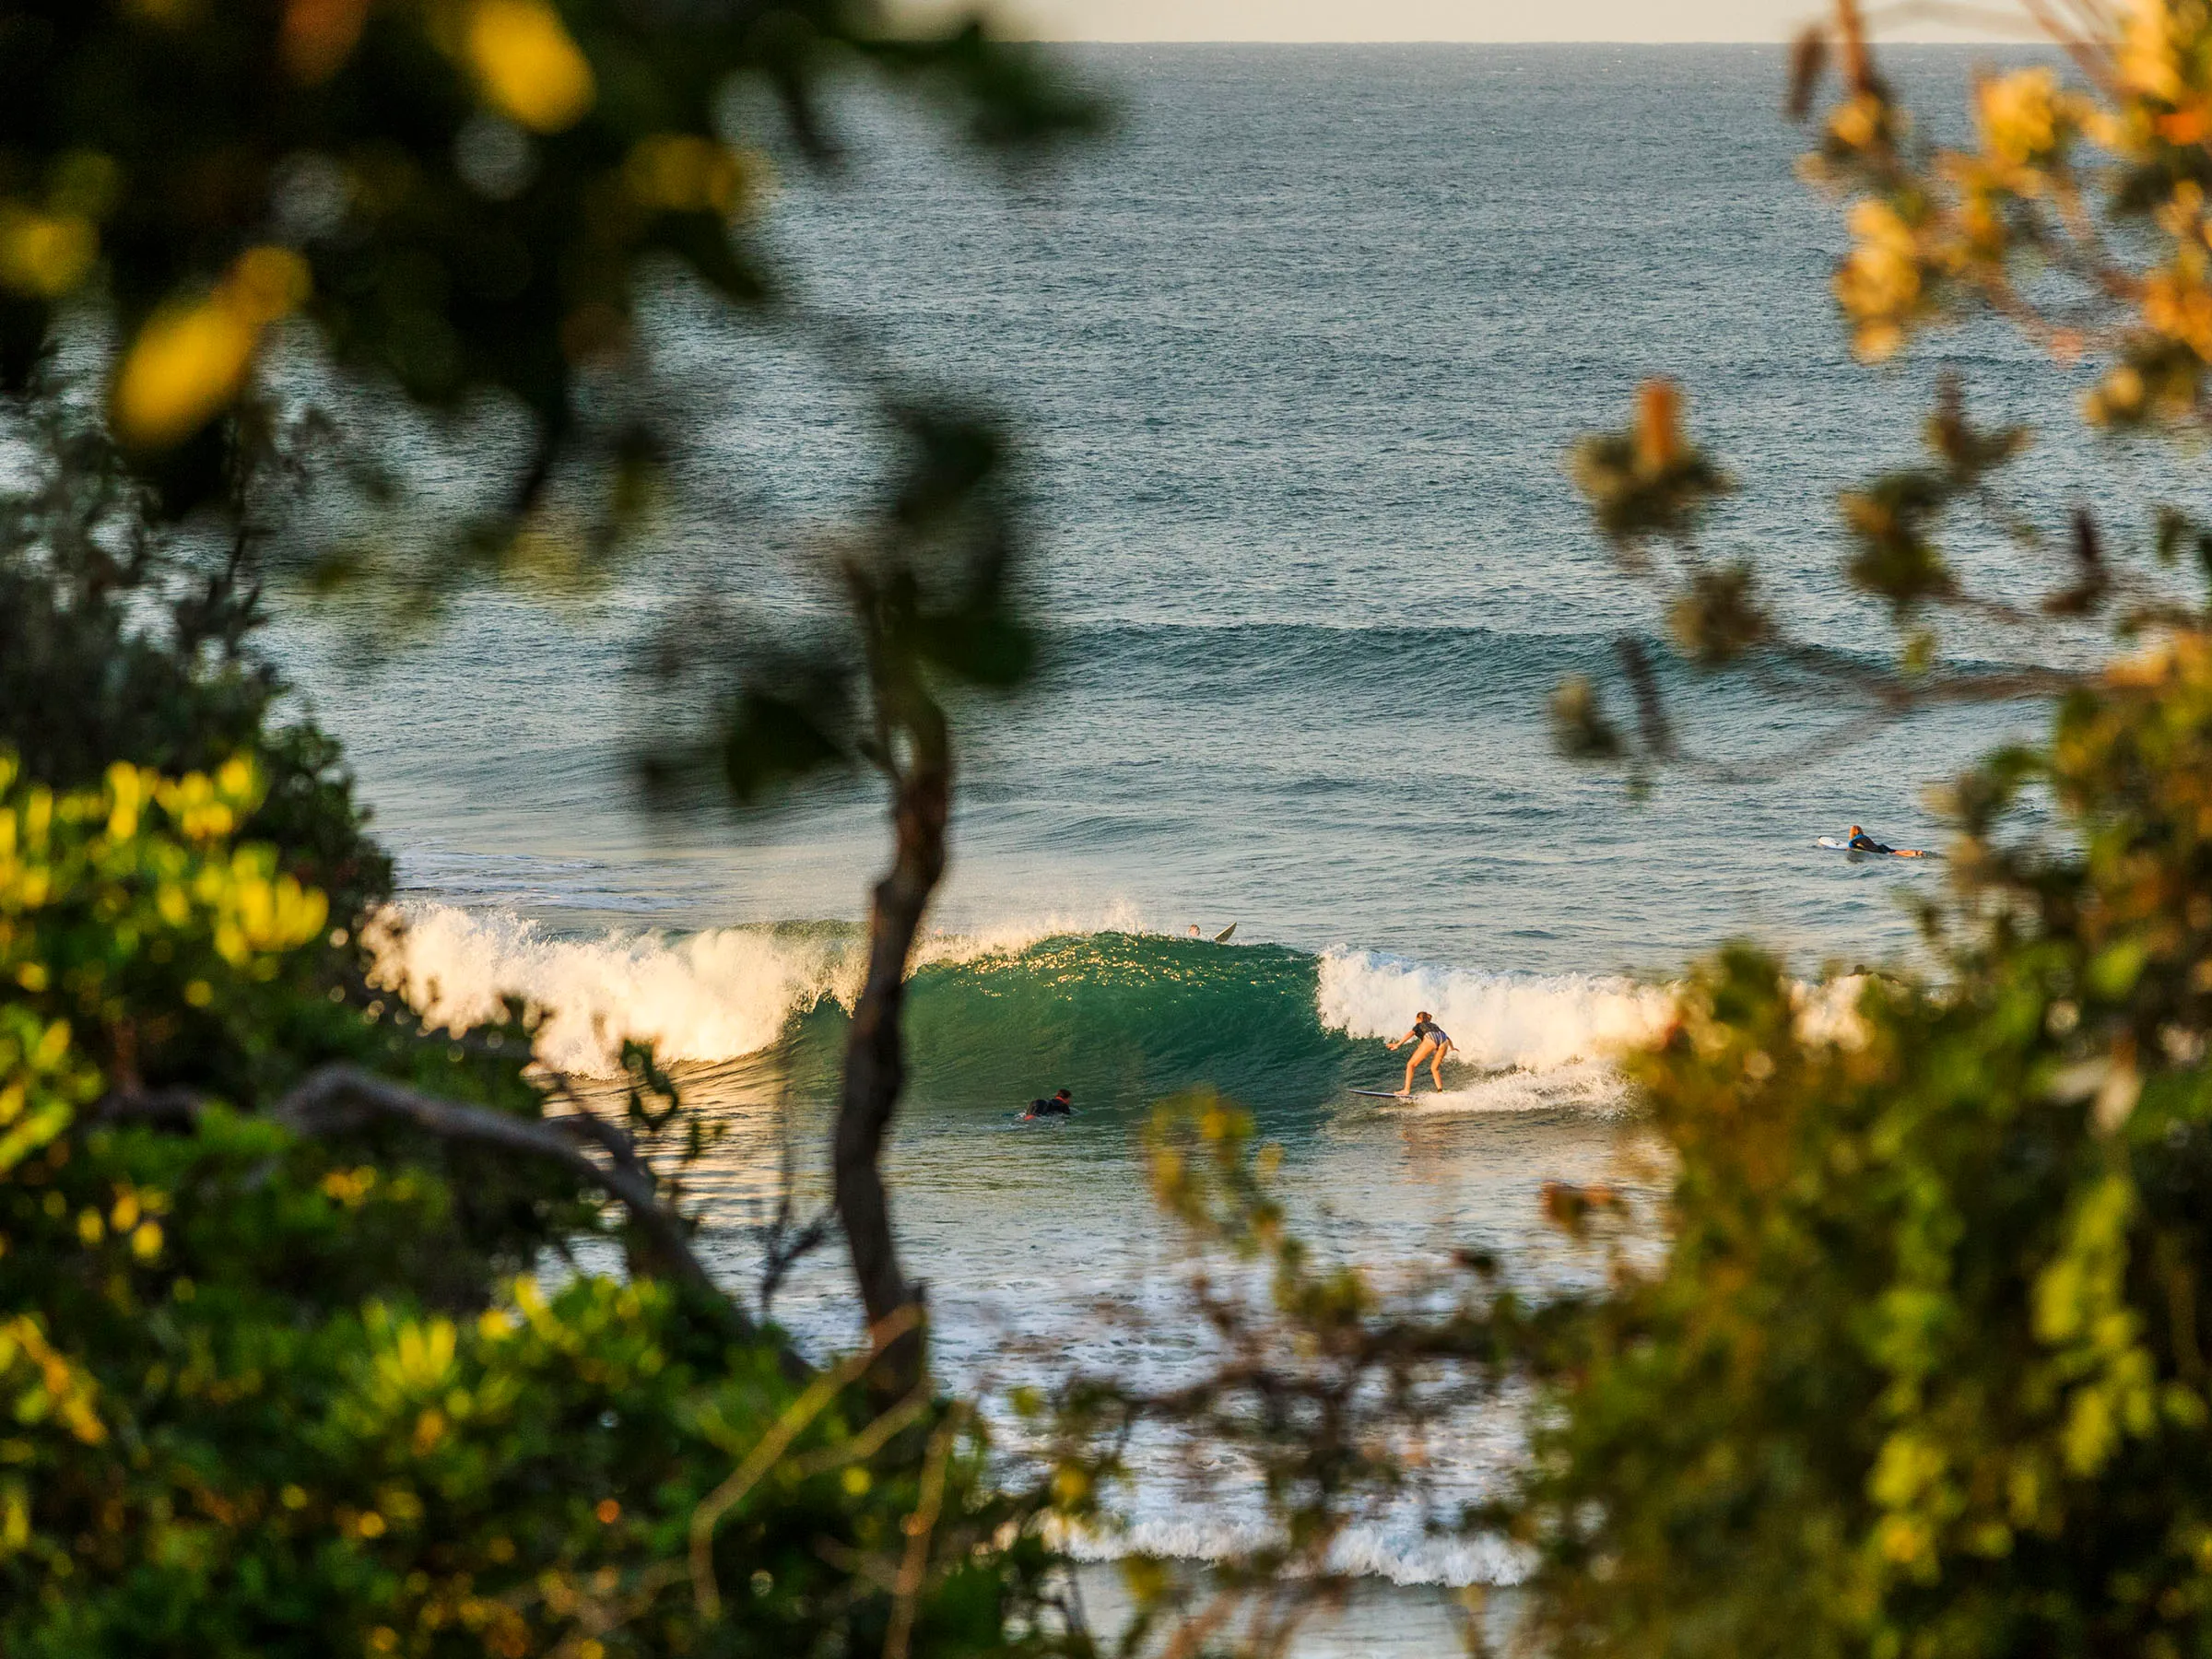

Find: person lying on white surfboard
<box><xmin>1385</xmin><ymin>1012</ymin><xmax>1453</xmax><ymax>1096</ymax></box>
<box><xmin>1844</xmin><ymin>825</ymin><xmax>1934</xmax><ymax>858</ymax></box>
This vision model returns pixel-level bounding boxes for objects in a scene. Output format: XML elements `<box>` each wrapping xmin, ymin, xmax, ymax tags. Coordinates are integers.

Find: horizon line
<box><xmin>994</xmin><ymin>36</ymin><xmax>2041</xmax><ymax>43</ymax></box>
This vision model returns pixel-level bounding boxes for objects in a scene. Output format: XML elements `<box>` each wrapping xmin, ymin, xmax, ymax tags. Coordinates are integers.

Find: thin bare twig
<box><xmin>782</xmin><ymin>1374</ymin><xmax>936</xmax><ymax>1479</ymax></box>
<box><xmin>688</xmin><ymin>1303</ymin><xmax>924</xmax><ymax>1620</ymax></box>
<box><xmin>94</xmin><ymin>1065</ymin><xmax>747</xmax><ymax>1326</ymax></box>
<box><xmin>755</xmin><ymin>1081</ymin><xmax>836</xmax><ymax>1315</ymax></box>
<box><xmin>883</xmin><ymin>1401</ymin><xmax>963</xmax><ymax>1659</ymax></box>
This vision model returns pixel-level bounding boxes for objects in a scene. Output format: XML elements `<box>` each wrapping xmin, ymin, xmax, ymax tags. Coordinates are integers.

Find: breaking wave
<box><xmin>368</xmin><ymin>904</ymin><xmax>1704</xmax><ymax>1112</ymax></box>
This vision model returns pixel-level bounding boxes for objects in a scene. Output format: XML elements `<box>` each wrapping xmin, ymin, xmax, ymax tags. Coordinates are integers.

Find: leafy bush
<box><xmin>1500</xmin><ymin>638</ymin><xmax>2212</xmax><ymax>1659</ymax></box>
<box><xmin>0</xmin><ymin>755</ymin><xmax>1075</xmax><ymax>1657</ymax></box>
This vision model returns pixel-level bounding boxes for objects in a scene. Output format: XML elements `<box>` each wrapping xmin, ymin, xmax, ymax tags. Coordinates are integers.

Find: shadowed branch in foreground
<box><xmin>94</xmin><ymin>1064</ymin><xmax>752</xmax><ymax>1333</ymax></box>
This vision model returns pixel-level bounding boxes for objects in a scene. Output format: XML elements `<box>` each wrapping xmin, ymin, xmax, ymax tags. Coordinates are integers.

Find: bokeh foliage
<box><xmin>0</xmin><ymin>0</ymin><xmax>1096</xmax><ymax>524</ymax></box>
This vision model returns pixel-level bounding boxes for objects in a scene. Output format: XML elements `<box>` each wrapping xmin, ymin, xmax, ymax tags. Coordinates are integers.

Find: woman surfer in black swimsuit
<box><xmin>1387</xmin><ymin>1013</ymin><xmax>1454</xmax><ymax>1095</ymax></box>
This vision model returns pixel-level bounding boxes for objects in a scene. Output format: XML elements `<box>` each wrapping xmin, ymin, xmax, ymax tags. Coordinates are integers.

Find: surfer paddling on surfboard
<box><xmin>1018</xmin><ymin>1088</ymin><xmax>1074</xmax><ymax>1123</ymax></box>
<box><xmin>1842</xmin><ymin>825</ymin><xmax>1936</xmax><ymax>858</ymax></box>
<box><xmin>1385</xmin><ymin>1013</ymin><xmax>1453</xmax><ymax>1096</ymax></box>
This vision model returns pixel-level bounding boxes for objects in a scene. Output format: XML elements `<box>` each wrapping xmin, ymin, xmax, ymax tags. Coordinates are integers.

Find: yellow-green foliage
<box><xmin>0</xmin><ymin>754</ymin><xmax>324</xmax><ymax>1174</ymax></box>
<box><xmin>0</xmin><ymin>0</ymin><xmax>1097</xmax><ymax>523</ymax></box>
<box><xmin>0</xmin><ymin>756</ymin><xmax>1065</xmax><ymax>1657</ymax></box>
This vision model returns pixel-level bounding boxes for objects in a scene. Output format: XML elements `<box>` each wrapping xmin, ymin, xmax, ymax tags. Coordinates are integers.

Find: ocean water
<box><xmin>269</xmin><ymin>44</ymin><xmax>2165</xmax><ymax>1648</ymax></box>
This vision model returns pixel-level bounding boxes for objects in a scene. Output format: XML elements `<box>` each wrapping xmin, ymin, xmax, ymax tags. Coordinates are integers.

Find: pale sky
<box><xmin>894</xmin><ymin>0</ymin><xmax>2033</xmax><ymax>42</ymax></box>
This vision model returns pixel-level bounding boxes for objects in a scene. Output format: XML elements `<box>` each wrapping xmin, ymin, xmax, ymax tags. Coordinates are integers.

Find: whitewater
<box><xmin>373</xmin><ymin>901</ymin><xmax>1680</xmax><ymax>1100</ymax></box>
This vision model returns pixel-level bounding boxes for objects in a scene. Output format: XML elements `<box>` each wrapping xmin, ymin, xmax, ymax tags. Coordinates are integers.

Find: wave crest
<box><xmin>368</xmin><ymin>907</ymin><xmax>852</xmax><ymax>1075</ymax></box>
<box><xmin>368</xmin><ymin>901</ymin><xmax>1166</xmax><ymax>1076</ymax></box>
<box><xmin>371</xmin><ymin>907</ymin><xmax>1859</xmax><ymax>1108</ymax></box>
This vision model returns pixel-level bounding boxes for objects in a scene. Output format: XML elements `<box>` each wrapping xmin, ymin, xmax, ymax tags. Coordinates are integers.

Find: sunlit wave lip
<box><xmin>365</xmin><ymin>900</ymin><xmax>1177</xmax><ymax>1077</ymax></box>
<box><xmin>367</xmin><ymin>906</ymin><xmax>853</xmax><ymax>1076</ymax></box>
<box><xmin>370</xmin><ymin>905</ymin><xmax>1867</xmax><ymax>1108</ymax></box>
<box><xmin>368</xmin><ymin>902</ymin><xmax>1703</xmax><ymax>1105</ymax></box>
<box><xmin>907</xmin><ymin>900</ymin><xmax>1162</xmax><ymax>968</ymax></box>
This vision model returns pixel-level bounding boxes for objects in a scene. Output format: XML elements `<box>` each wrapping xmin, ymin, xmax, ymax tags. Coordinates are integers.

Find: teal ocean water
<box><xmin>271</xmin><ymin>45</ymin><xmax>2148</xmax><ymax>1623</ymax></box>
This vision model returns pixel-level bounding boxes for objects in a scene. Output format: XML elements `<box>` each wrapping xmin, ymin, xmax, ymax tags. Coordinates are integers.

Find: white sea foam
<box><xmin>1317</xmin><ymin>952</ymin><xmax>1874</xmax><ymax>1117</ymax></box>
<box><xmin>367</xmin><ymin>906</ymin><xmax>853</xmax><ymax>1075</ymax></box>
<box><xmin>1058</xmin><ymin>1515</ymin><xmax>1529</xmax><ymax>1588</ymax></box>
<box><xmin>1316</xmin><ymin>948</ymin><xmax>1676</xmax><ymax>1072</ymax></box>
<box><xmin>1794</xmin><ymin>972</ymin><xmax>1873</xmax><ymax>1049</ymax></box>
<box><xmin>367</xmin><ymin>900</ymin><xmax>1162</xmax><ymax>1075</ymax></box>
<box><xmin>1378</xmin><ymin>1059</ymin><xmax>1640</xmax><ymax>1116</ymax></box>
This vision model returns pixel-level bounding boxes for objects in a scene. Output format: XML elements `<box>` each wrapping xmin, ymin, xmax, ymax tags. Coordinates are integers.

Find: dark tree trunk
<box><xmin>836</xmin><ymin>711</ymin><xmax>949</xmax><ymax>1400</ymax></box>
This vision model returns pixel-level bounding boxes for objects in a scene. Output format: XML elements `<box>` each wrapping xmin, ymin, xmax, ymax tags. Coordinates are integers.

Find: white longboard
<box><xmin>1213</xmin><ymin>923</ymin><xmax>1237</xmax><ymax>943</ymax></box>
<box><xmin>1349</xmin><ymin>1088</ymin><xmax>1412</xmax><ymax>1100</ymax></box>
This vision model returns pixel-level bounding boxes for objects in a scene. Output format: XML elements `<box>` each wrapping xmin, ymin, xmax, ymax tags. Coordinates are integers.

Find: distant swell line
<box><xmin>1059</xmin><ymin>1515</ymin><xmax>1531</xmax><ymax>1589</ymax></box>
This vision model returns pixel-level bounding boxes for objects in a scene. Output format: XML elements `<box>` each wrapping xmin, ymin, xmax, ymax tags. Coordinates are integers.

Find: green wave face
<box><xmin>782</xmin><ymin>933</ymin><xmax>1357</xmax><ymax>1122</ymax></box>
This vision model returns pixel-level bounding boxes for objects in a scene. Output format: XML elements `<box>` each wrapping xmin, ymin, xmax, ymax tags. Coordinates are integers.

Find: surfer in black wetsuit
<box><xmin>1846</xmin><ymin>825</ymin><xmax>1892</xmax><ymax>853</ymax></box>
<box><xmin>1386</xmin><ymin>1013</ymin><xmax>1454</xmax><ymax>1096</ymax></box>
<box><xmin>1019</xmin><ymin>1088</ymin><xmax>1074</xmax><ymax>1122</ymax></box>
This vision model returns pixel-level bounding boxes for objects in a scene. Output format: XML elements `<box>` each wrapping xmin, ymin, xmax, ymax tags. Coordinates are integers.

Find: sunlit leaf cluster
<box><xmin>1790</xmin><ymin>0</ymin><xmax>2212</xmax><ymax>431</ymax></box>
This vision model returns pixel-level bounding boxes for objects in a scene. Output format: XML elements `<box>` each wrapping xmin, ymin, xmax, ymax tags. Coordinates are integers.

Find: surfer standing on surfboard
<box><xmin>1386</xmin><ymin>1013</ymin><xmax>1453</xmax><ymax>1096</ymax></box>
